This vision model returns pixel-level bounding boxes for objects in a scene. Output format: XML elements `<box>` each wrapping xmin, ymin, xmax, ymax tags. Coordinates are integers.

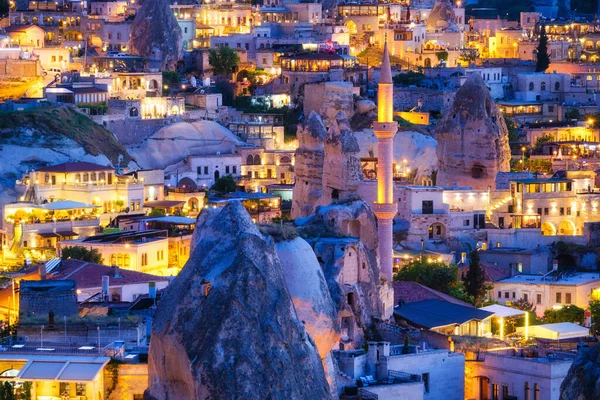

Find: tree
<box><xmin>148</xmin><ymin>208</ymin><xmax>166</xmax><ymax>217</ymax></box>
<box><xmin>208</xmin><ymin>46</ymin><xmax>240</xmax><ymax>76</ymax></box>
<box><xmin>535</xmin><ymin>24</ymin><xmax>551</xmax><ymax>72</ymax></box>
<box><xmin>61</xmin><ymin>246</ymin><xmax>103</xmax><ymax>264</ymax></box>
<box><xmin>461</xmin><ymin>250</ymin><xmax>488</xmax><ymax>306</ymax></box>
<box><xmin>543</xmin><ymin>304</ymin><xmax>585</xmax><ymax>324</ymax></box>
<box><xmin>394</xmin><ymin>258</ymin><xmax>472</xmax><ymax>303</ymax></box>
<box><xmin>504</xmin><ymin>115</ymin><xmax>519</xmax><ymax>142</ymax></box>
<box><xmin>211</xmin><ymin>174</ymin><xmax>237</xmax><ymax>194</ymax></box>
<box><xmin>0</xmin><ymin>381</ymin><xmax>15</xmax><ymax>400</ymax></box>
<box><xmin>458</xmin><ymin>48</ymin><xmax>479</xmax><ymax>65</ymax></box>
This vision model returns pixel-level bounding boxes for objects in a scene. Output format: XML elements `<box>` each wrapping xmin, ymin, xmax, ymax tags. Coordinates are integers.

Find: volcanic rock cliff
<box><xmin>435</xmin><ymin>73</ymin><xmax>510</xmax><ymax>190</ymax></box>
<box><xmin>130</xmin><ymin>0</ymin><xmax>182</xmax><ymax>70</ymax></box>
<box><xmin>560</xmin><ymin>344</ymin><xmax>600</xmax><ymax>400</ymax></box>
<box><xmin>146</xmin><ymin>202</ymin><xmax>331</xmax><ymax>400</ymax></box>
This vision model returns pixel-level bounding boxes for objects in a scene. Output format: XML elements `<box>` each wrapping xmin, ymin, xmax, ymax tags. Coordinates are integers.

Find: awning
<box><xmin>37</xmin><ymin>232</ymin><xmax>60</xmax><ymax>238</ymax></box>
<box><xmin>517</xmin><ymin>322</ymin><xmax>589</xmax><ymax>340</ymax></box>
<box><xmin>42</xmin><ymin>200</ymin><xmax>101</xmax><ymax>211</ymax></box>
<box><xmin>56</xmin><ymin>231</ymin><xmax>78</xmax><ymax>237</ymax></box>
<box><xmin>16</xmin><ymin>358</ymin><xmax>109</xmax><ymax>382</ymax></box>
<box><xmin>479</xmin><ymin>304</ymin><xmax>527</xmax><ymax>318</ymax></box>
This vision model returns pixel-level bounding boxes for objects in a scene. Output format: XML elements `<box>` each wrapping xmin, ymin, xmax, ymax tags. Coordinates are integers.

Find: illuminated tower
<box><xmin>372</xmin><ymin>41</ymin><xmax>398</xmax><ymax>281</ymax></box>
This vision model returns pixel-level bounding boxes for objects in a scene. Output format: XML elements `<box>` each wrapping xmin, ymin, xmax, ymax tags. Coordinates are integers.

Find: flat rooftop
<box><xmin>497</xmin><ymin>272</ymin><xmax>600</xmax><ymax>286</ymax></box>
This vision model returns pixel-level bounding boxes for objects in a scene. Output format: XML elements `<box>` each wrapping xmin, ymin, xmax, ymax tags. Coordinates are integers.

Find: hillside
<box><xmin>0</xmin><ymin>106</ymin><xmax>134</xmax><ymax>166</ymax></box>
<box><xmin>0</xmin><ymin>106</ymin><xmax>137</xmax><ymax>204</ymax></box>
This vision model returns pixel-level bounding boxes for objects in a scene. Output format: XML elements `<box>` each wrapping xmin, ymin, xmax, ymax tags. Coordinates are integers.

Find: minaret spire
<box><xmin>372</xmin><ymin>39</ymin><xmax>398</xmax><ymax>282</ymax></box>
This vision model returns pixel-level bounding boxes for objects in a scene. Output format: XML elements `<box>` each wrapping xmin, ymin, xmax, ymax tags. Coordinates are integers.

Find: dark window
<box><xmin>233</xmin><ymin>166</ymin><xmax>237</xmax><ymax>174</ymax></box>
<box><xmin>197</xmin><ymin>167</ymin><xmax>202</xmax><ymax>175</ymax></box>
<box><xmin>226</xmin><ymin>166</ymin><xmax>230</xmax><ymax>174</ymax></box>
<box><xmin>503</xmin><ymin>385</ymin><xmax>509</xmax><ymax>399</ymax></box>
<box><xmin>498</xmin><ymin>291</ymin><xmax>502</xmax><ymax>299</ymax></box>
<box><xmin>204</xmin><ymin>166</ymin><xmax>208</xmax><ymax>175</ymax></box>
<box><xmin>523</xmin><ymin>293</ymin><xmax>528</xmax><ymax>302</ymax></box>
<box><xmin>556</xmin><ymin>292</ymin><xmax>562</xmax><ymax>303</ymax></box>
<box><xmin>566</xmin><ymin>293</ymin><xmax>571</xmax><ymax>304</ymax></box>
<box><xmin>560</xmin><ymin>207</ymin><xmax>565</xmax><ymax>216</ymax></box>
<box><xmin>422</xmin><ymin>200</ymin><xmax>434</xmax><ymax>214</ymax></box>
<box><xmin>537</xmin><ymin>208</ymin><xmax>542</xmax><ymax>215</ymax></box>
<box><xmin>567</xmin><ymin>207</ymin><xmax>571</xmax><ymax>215</ymax></box>
<box><xmin>504</xmin><ymin>292</ymin><xmax>509</xmax><ymax>299</ymax></box>
<box><xmin>498</xmin><ymin>217</ymin><xmax>504</xmax><ymax>228</ymax></box>
<box><xmin>422</xmin><ymin>373</ymin><xmax>430</xmax><ymax>393</ymax></box>
<box><xmin>544</xmin><ymin>208</ymin><xmax>549</xmax><ymax>215</ymax></box>
<box><xmin>537</xmin><ymin>294</ymin><xmax>542</xmax><ymax>304</ymax></box>
<box><xmin>512</xmin><ymin>292</ymin><xmax>516</xmax><ymax>298</ymax></box>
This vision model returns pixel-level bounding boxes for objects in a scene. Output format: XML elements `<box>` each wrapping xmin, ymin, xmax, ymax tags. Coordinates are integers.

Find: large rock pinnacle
<box><xmin>435</xmin><ymin>73</ymin><xmax>510</xmax><ymax>190</ymax></box>
<box><xmin>146</xmin><ymin>201</ymin><xmax>331</xmax><ymax>400</ymax></box>
<box><xmin>130</xmin><ymin>0</ymin><xmax>183</xmax><ymax>71</ymax></box>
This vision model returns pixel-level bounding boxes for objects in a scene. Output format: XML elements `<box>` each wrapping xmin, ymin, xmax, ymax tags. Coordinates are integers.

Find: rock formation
<box><xmin>292</xmin><ymin>111</ymin><xmax>327</xmax><ymax>219</ymax></box>
<box><xmin>426</xmin><ymin>0</ymin><xmax>459</xmax><ymax>32</ymax></box>
<box><xmin>560</xmin><ymin>344</ymin><xmax>600</xmax><ymax>399</ymax></box>
<box><xmin>291</xmin><ymin>111</ymin><xmax>363</xmax><ymax>219</ymax></box>
<box><xmin>435</xmin><ymin>73</ymin><xmax>510</xmax><ymax>190</ymax></box>
<box><xmin>275</xmin><ymin>237</ymin><xmax>339</xmax><ymax>394</ymax></box>
<box><xmin>319</xmin><ymin>82</ymin><xmax>356</xmax><ymax>121</ymax></box>
<box><xmin>130</xmin><ymin>0</ymin><xmax>183</xmax><ymax>71</ymax></box>
<box><xmin>146</xmin><ymin>202</ymin><xmax>331</xmax><ymax>400</ymax></box>
<box><xmin>298</xmin><ymin>200</ymin><xmax>395</xmax><ymax>340</ymax></box>
<box><xmin>323</xmin><ymin>112</ymin><xmax>363</xmax><ymax>199</ymax></box>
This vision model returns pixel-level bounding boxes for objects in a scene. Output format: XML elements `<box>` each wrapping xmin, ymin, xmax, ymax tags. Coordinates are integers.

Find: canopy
<box><xmin>15</xmin><ymin>357</ymin><xmax>110</xmax><ymax>382</ymax></box>
<box><xmin>517</xmin><ymin>322</ymin><xmax>589</xmax><ymax>340</ymax></box>
<box><xmin>479</xmin><ymin>304</ymin><xmax>527</xmax><ymax>318</ymax></box>
<box><xmin>42</xmin><ymin>200</ymin><xmax>100</xmax><ymax>211</ymax></box>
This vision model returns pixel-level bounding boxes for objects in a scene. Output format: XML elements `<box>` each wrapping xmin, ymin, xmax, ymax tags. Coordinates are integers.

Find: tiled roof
<box><xmin>460</xmin><ymin>262</ymin><xmax>511</xmax><ymax>283</ymax></box>
<box><xmin>394</xmin><ymin>299</ymin><xmax>494</xmax><ymax>329</ymax></box>
<box><xmin>393</xmin><ymin>281</ymin><xmax>474</xmax><ymax>308</ymax></box>
<box><xmin>49</xmin><ymin>259</ymin><xmax>169</xmax><ymax>289</ymax></box>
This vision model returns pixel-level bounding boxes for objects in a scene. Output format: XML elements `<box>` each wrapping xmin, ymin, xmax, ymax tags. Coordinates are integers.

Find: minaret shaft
<box><xmin>372</xmin><ymin>41</ymin><xmax>397</xmax><ymax>281</ymax></box>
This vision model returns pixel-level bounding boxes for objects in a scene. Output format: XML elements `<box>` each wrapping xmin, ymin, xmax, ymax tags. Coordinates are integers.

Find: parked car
<box><xmin>42</xmin><ymin>68</ymin><xmax>62</xmax><ymax>78</ymax></box>
<box><xmin>107</xmin><ymin>51</ymin><xmax>119</xmax><ymax>57</ymax></box>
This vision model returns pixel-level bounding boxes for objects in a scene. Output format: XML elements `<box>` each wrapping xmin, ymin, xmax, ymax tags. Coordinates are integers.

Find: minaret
<box><xmin>372</xmin><ymin>41</ymin><xmax>398</xmax><ymax>281</ymax></box>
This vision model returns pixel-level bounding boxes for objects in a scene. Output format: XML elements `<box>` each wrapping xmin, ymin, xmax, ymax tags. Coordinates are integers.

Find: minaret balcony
<box><xmin>372</xmin><ymin>202</ymin><xmax>398</xmax><ymax>219</ymax></box>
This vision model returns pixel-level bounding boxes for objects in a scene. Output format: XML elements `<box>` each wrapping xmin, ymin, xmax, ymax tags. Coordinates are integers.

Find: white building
<box><xmin>493</xmin><ymin>272</ymin><xmax>600</xmax><ymax>317</ymax></box>
<box><xmin>396</xmin><ymin>186</ymin><xmax>487</xmax><ymax>249</ymax></box>
<box><xmin>336</xmin><ymin>342</ymin><xmax>465</xmax><ymax>400</ymax></box>
<box><xmin>466</xmin><ymin>351</ymin><xmax>574</xmax><ymax>400</ymax></box>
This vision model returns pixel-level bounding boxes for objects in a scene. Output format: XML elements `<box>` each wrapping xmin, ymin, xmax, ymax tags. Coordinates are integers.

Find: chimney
<box><xmin>39</xmin><ymin>262</ymin><xmax>46</xmax><ymax>280</ymax></box>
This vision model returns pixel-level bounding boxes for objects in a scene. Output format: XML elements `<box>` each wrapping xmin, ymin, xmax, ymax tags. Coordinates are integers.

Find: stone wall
<box><xmin>393</xmin><ymin>88</ymin><xmax>456</xmax><ymax>113</ymax></box>
<box><xmin>19</xmin><ymin>280</ymin><xmax>78</xmax><ymax>321</ymax></box>
<box><xmin>106</xmin><ymin>363</ymin><xmax>148</xmax><ymax>400</ymax></box>
<box><xmin>0</xmin><ymin>59</ymin><xmax>40</xmax><ymax>77</ymax></box>
<box><xmin>102</xmin><ymin>118</ymin><xmax>177</xmax><ymax>146</ymax></box>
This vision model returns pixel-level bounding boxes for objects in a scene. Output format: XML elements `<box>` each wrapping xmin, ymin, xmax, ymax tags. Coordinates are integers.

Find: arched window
<box><xmin>279</xmin><ymin>156</ymin><xmax>292</xmax><ymax>164</ymax></box>
<box><xmin>90</xmin><ymin>173</ymin><xmax>97</xmax><ymax>182</ymax></box>
<box><xmin>555</xmin><ymin>82</ymin><xmax>560</xmax><ymax>91</ymax></box>
<box><xmin>541</xmin><ymin>82</ymin><xmax>546</xmax><ymax>91</ymax></box>
<box><xmin>75</xmin><ymin>173</ymin><xmax>81</xmax><ymax>183</ymax></box>
<box><xmin>253</xmin><ymin>154</ymin><xmax>261</xmax><ymax>165</ymax></box>
<box><xmin>529</xmin><ymin>82</ymin><xmax>534</xmax><ymax>91</ymax></box>
<box><xmin>123</xmin><ymin>254</ymin><xmax>130</xmax><ymax>267</ymax></box>
<box><xmin>110</xmin><ymin>254</ymin><xmax>117</xmax><ymax>266</ymax></box>
<box><xmin>117</xmin><ymin>254</ymin><xmax>123</xmax><ymax>267</ymax></box>
<box><xmin>82</xmin><ymin>173</ymin><xmax>89</xmax><ymax>182</ymax></box>
<box><xmin>98</xmin><ymin>172</ymin><xmax>105</xmax><ymax>182</ymax></box>
<box><xmin>246</xmin><ymin>154</ymin><xmax>254</xmax><ymax>165</ymax></box>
